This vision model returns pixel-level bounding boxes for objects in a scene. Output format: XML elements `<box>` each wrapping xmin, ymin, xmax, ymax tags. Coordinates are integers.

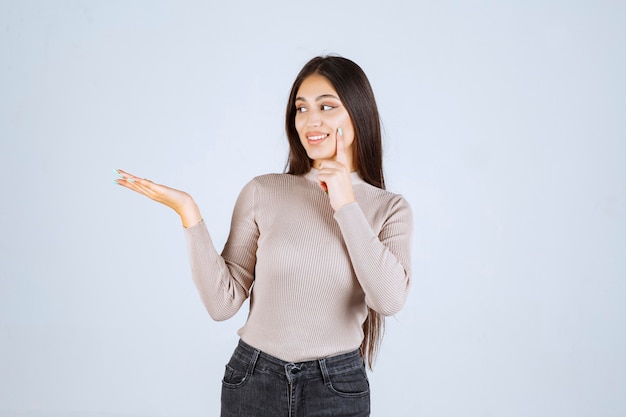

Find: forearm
<box><xmin>184</xmin><ymin>179</ymin><xmax>259</xmax><ymax>320</ymax></box>
<box><xmin>334</xmin><ymin>201</ymin><xmax>412</xmax><ymax>316</ymax></box>
<box><xmin>185</xmin><ymin>221</ymin><xmax>251</xmax><ymax>320</ymax></box>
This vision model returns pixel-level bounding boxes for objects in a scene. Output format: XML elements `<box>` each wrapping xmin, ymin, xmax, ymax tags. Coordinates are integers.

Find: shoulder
<box><xmin>251</xmin><ymin>172</ymin><xmax>296</xmax><ymax>183</ymax></box>
<box><xmin>238</xmin><ymin>173</ymin><xmax>308</xmax><ymax>197</ymax></box>
<box><xmin>248</xmin><ymin>173</ymin><xmax>304</xmax><ymax>190</ymax></box>
<box><xmin>353</xmin><ymin>183</ymin><xmax>413</xmax><ymax>229</ymax></box>
<box><xmin>356</xmin><ymin>182</ymin><xmax>411</xmax><ymax>210</ymax></box>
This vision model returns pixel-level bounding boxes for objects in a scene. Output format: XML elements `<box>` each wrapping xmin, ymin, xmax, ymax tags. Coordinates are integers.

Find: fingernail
<box><xmin>114</xmin><ymin>169</ymin><xmax>124</xmax><ymax>178</ymax></box>
<box><xmin>338</xmin><ymin>127</ymin><xmax>343</xmax><ymax>136</ymax></box>
<box><xmin>113</xmin><ymin>180</ymin><xmax>120</xmax><ymax>185</ymax></box>
<box><xmin>127</xmin><ymin>178</ymin><xmax>135</xmax><ymax>183</ymax></box>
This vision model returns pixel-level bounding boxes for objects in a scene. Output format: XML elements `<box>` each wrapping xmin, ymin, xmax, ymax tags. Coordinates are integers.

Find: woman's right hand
<box><xmin>114</xmin><ymin>169</ymin><xmax>203</xmax><ymax>228</ymax></box>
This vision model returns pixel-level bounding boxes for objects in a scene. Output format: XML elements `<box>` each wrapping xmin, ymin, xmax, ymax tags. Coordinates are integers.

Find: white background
<box><xmin>1</xmin><ymin>1</ymin><xmax>624</xmax><ymax>416</ymax></box>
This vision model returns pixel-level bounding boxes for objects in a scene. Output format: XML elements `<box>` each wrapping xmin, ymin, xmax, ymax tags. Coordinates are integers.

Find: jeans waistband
<box><xmin>233</xmin><ymin>339</ymin><xmax>364</xmax><ymax>382</ymax></box>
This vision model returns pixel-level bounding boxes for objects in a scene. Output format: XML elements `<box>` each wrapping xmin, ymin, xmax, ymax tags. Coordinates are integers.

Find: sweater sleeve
<box><xmin>333</xmin><ymin>195</ymin><xmax>413</xmax><ymax>316</ymax></box>
<box><xmin>184</xmin><ymin>180</ymin><xmax>258</xmax><ymax>321</ymax></box>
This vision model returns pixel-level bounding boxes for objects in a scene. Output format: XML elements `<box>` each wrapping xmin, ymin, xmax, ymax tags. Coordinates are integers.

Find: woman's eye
<box><xmin>296</xmin><ymin>106</ymin><xmax>307</xmax><ymax>113</ymax></box>
<box><xmin>321</xmin><ymin>104</ymin><xmax>334</xmax><ymax>111</ymax></box>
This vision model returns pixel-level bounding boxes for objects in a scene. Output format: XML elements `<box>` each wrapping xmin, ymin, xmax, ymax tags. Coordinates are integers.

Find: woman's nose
<box><xmin>306</xmin><ymin>110</ymin><xmax>322</xmax><ymax>127</ymax></box>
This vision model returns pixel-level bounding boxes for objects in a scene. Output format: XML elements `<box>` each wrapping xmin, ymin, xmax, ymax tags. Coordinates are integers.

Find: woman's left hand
<box><xmin>317</xmin><ymin>128</ymin><xmax>356</xmax><ymax>211</ymax></box>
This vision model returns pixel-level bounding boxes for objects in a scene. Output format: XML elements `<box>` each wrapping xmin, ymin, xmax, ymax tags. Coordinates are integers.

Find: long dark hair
<box><xmin>285</xmin><ymin>55</ymin><xmax>386</xmax><ymax>368</ymax></box>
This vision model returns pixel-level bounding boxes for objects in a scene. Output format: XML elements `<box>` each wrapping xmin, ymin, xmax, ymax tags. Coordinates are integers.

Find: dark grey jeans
<box><xmin>221</xmin><ymin>339</ymin><xmax>370</xmax><ymax>417</ymax></box>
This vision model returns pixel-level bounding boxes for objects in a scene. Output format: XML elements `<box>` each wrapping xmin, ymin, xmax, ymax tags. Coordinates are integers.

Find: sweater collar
<box><xmin>304</xmin><ymin>168</ymin><xmax>365</xmax><ymax>185</ymax></box>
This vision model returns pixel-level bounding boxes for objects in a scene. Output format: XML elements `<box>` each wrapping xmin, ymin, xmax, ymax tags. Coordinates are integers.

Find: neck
<box><xmin>305</xmin><ymin>167</ymin><xmax>364</xmax><ymax>185</ymax></box>
<box><xmin>312</xmin><ymin>160</ymin><xmax>356</xmax><ymax>172</ymax></box>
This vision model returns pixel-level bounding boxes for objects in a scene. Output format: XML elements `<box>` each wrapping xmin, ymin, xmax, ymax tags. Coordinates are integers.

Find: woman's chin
<box><xmin>306</xmin><ymin>151</ymin><xmax>335</xmax><ymax>164</ymax></box>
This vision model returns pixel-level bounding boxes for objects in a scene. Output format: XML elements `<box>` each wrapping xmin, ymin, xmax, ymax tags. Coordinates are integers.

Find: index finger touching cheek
<box><xmin>335</xmin><ymin>127</ymin><xmax>348</xmax><ymax>166</ymax></box>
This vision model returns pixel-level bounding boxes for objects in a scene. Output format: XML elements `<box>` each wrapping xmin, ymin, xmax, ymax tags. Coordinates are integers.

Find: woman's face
<box><xmin>294</xmin><ymin>74</ymin><xmax>355</xmax><ymax>170</ymax></box>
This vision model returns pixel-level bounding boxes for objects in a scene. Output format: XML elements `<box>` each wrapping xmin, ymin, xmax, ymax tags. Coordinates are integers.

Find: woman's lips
<box><xmin>306</xmin><ymin>132</ymin><xmax>329</xmax><ymax>144</ymax></box>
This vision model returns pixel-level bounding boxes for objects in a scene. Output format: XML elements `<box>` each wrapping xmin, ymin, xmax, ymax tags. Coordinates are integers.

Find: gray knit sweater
<box><xmin>184</xmin><ymin>168</ymin><xmax>412</xmax><ymax>362</ymax></box>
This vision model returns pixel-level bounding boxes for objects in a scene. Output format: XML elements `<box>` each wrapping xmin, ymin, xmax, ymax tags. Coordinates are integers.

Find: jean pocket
<box><xmin>326</xmin><ymin>365</ymin><xmax>370</xmax><ymax>398</ymax></box>
<box><xmin>222</xmin><ymin>356</ymin><xmax>250</xmax><ymax>388</ymax></box>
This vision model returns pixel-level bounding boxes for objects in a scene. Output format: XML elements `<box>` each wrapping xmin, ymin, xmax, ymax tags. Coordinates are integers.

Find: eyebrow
<box><xmin>295</xmin><ymin>93</ymin><xmax>340</xmax><ymax>102</ymax></box>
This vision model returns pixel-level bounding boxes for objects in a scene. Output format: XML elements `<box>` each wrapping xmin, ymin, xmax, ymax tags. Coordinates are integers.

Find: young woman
<box><xmin>115</xmin><ymin>55</ymin><xmax>412</xmax><ymax>417</ymax></box>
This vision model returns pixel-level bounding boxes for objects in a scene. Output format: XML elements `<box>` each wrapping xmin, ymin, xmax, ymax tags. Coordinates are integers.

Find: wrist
<box><xmin>177</xmin><ymin>195</ymin><xmax>202</xmax><ymax>228</ymax></box>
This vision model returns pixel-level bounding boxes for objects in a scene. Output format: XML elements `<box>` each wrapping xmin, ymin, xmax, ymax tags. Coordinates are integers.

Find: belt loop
<box><xmin>247</xmin><ymin>348</ymin><xmax>260</xmax><ymax>376</ymax></box>
<box><xmin>318</xmin><ymin>357</ymin><xmax>331</xmax><ymax>386</ymax></box>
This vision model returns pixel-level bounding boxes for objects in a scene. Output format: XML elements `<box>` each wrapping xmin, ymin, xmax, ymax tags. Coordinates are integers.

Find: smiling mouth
<box><xmin>307</xmin><ymin>133</ymin><xmax>329</xmax><ymax>142</ymax></box>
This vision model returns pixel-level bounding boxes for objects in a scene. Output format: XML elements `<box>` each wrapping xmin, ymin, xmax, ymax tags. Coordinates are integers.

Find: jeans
<box><xmin>221</xmin><ymin>339</ymin><xmax>370</xmax><ymax>417</ymax></box>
